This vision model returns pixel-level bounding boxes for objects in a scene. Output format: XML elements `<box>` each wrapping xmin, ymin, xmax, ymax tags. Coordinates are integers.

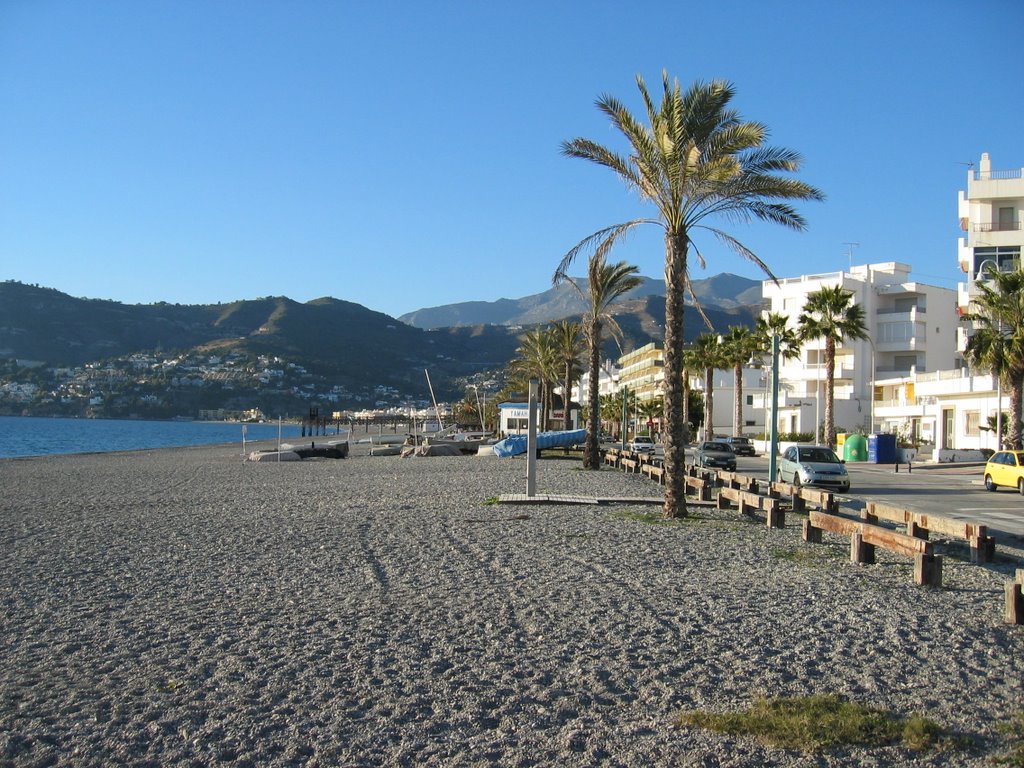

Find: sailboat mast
<box><xmin>424</xmin><ymin>369</ymin><xmax>443</xmax><ymax>431</ymax></box>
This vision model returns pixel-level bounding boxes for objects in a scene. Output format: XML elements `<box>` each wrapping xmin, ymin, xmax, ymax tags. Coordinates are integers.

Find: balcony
<box><xmin>973</xmin><ymin>168</ymin><xmax>1023</xmax><ymax>181</ymax></box>
<box><xmin>973</xmin><ymin>221</ymin><xmax>1022</xmax><ymax>233</ymax></box>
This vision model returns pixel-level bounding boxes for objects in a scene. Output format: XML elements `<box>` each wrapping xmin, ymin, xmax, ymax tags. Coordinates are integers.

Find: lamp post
<box><xmin>769</xmin><ymin>333</ymin><xmax>781</xmax><ymax>482</ymax></box>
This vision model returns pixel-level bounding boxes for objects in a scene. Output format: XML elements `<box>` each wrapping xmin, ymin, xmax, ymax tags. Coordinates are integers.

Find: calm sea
<box><xmin>0</xmin><ymin>416</ymin><xmax>305</xmax><ymax>459</ymax></box>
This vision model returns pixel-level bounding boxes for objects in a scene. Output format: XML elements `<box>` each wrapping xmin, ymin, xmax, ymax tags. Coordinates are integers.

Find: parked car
<box><xmin>777</xmin><ymin>445</ymin><xmax>850</xmax><ymax>492</ymax></box>
<box><xmin>725</xmin><ymin>436</ymin><xmax>756</xmax><ymax>456</ymax></box>
<box><xmin>628</xmin><ymin>435</ymin><xmax>656</xmax><ymax>454</ymax></box>
<box><xmin>983</xmin><ymin>450</ymin><xmax>1024</xmax><ymax>493</ymax></box>
<box><xmin>692</xmin><ymin>440</ymin><xmax>737</xmax><ymax>471</ymax></box>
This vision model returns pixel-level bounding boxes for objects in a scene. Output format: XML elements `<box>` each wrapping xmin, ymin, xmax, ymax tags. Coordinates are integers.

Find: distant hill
<box><xmin>399</xmin><ymin>273</ymin><xmax>764</xmax><ymax>329</ymax></box>
<box><xmin>0</xmin><ymin>277</ymin><xmax>762</xmax><ymax>407</ymax></box>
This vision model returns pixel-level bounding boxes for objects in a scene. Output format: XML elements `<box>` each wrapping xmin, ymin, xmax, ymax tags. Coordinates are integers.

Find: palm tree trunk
<box><xmin>733</xmin><ymin>363</ymin><xmax>743</xmax><ymax>438</ymax></box>
<box><xmin>585</xmin><ymin>319</ymin><xmax>602</xmax><ymax>469</ymax></box>
<box><xmin>682</xmin><ymin>368</ymin><xmax>690</xmax><ymax>440</ymax></box>
<box><xmin>1009</xmin><ymin>372</ymin><xmax>1023</xmax><ymax>450</ymax></box>
<box><xmin>661</xmin><ymin>231</ymin><xmax>688</xmax><ymax>518</ymax></box>
<box><xmin>824</xmin><ymin>338</ymin><xmax>836</xmax><ymax>447</ymax></box>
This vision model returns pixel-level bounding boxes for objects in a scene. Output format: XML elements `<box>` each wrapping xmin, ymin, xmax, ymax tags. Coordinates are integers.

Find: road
<box><xmin>626</xmin><ymin>444</ymin><xmax>1024</xmax><ymax>539</ymax></box>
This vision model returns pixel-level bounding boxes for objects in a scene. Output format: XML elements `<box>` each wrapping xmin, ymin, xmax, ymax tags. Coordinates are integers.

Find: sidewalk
<box><xmin>846</xmin><ymin>460</ymin><xmax>985</xmax><ymax>475</ymax></box>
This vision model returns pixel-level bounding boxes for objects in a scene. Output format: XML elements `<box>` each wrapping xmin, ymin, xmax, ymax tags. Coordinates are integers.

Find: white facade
<box><xmin>761</xmin><ymin>262</ymin><xmax>959</xmax><ymax>439</ymax></box>
<box><xmin>692</xmin><ymin>367</ymin><xmax>769</xmax><ymax>438</ymax></box>
<box><xmin>956</xmin><ymin>152</ymin><xmax>1024</xmax><ymax>349</ymax></box>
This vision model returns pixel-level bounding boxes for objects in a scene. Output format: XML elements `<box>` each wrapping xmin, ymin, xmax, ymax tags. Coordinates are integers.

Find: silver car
<box><xmin>693</xmin><ymin>440</ymin><xmax>737</xmax><ymax>471</ymax></box>
<box><xmin>777</xmin><ymin>445</ymin><xmax>850</xmax><ymax>492</ymax></box>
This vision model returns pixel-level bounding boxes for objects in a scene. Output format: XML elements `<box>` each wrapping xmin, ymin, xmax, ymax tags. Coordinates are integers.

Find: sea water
<box><xmin>0</xmin><ymin>416</ymin><xmax>306</xmax><ymax>459</ymax></box>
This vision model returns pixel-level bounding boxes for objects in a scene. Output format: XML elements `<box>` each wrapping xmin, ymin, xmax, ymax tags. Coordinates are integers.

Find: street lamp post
<box><xmin>769</xmin><ymin>333</ymin><xmax>781</xmax><ymax>482</ymax></box>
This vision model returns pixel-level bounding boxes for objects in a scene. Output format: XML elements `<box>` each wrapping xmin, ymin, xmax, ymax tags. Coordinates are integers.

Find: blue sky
<box><xmin>1</xmin><ymin>1</ymin><xmax>1022</xmax><ymax>319</ymax></box>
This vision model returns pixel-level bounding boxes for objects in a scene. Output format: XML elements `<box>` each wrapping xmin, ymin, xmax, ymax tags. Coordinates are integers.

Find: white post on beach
<box><xmin>277</xmin><ymin>416</ymin><xmax>282</xmax><ymax>463</ymax></box>
<box><xmin>241</xmin><ymin>423</ymin><xmax>247</xmax><ymax>459</ymax></box>
<box><xmin>527</xmin><ymin>378</ymin><xmax>538</xmax><ymax>497</ymax></box>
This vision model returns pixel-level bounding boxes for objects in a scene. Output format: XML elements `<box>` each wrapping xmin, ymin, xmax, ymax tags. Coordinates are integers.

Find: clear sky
<box><xmin>1</xmin><ymin>1</ymin><xmax>1022</xmax><ymax>319</ymax></box>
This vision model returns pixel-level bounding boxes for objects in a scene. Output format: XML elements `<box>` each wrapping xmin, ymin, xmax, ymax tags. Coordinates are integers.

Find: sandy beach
<box><xmin>1</xmin><ymin>441</ymin><xmax>1021</xmax><ymax>766</ymax></box>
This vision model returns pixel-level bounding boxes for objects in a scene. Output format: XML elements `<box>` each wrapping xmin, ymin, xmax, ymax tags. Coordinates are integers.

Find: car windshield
<box><xmin>798</xmin><ymin>448</ymin><xmax>838</xmax><ymax>463</ymax></box>
<box><xmin>704</xmin><ymin>442</ymin><xmax>730</xmax><ymax>452</ymax></box>
<box><xmin>731</xmin><ymin>438</ymin><xmax>751</xmax><ymax>444</ymax></box>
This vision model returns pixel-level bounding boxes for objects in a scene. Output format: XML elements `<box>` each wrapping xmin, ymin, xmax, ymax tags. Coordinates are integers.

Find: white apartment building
<box><xmin>957</xmin><ymin>152</ymin><xmax>1024</xmax><ymax>340</ymax></box>
<box><xmin>871</xmin><ymin>153</ymin><xmax>1023</xmax><ymax>456</ymax></box>
<box><xmin>761</xmin><ymin>262</ymin><xmax>959</xmax><ymax>440</ymax></box>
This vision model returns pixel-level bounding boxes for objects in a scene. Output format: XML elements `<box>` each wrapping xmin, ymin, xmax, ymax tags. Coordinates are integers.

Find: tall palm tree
<box><xmin>963</xmin><ymin>266</ymin><xmax>1024</xmax><ymax>450</ymax></box>
<box><xmin>691</xmin><ymin>332</ymin><xmax>725</xmax><ymax>440</ymax></box>
<box><xmin>721</xmin><ymin>325</ymin><xmax>758</xmax><ymax>437</ymax></box>
<box><xmin>554</xmin><ymin>258</ymin><xmax>641</xmax><ymax>468</ymax></box>
<box><xmin>551</xmin><ymin>319</ymin><xmax>584</xmax><ymax>431</ymax></box>
<box><xmin>798</xmin><ymin>285</ymin><xmax>869</xmax><ymax>448</ymax></box>
<box><xmin>637</xmin><ymin>396</ymin><xmax>664</xmax><ymax>435</ymax></box>
<box><xmin>559</xmin><ymin>73</ymin><xmax>823</xmax><ymax>517</ymax></box>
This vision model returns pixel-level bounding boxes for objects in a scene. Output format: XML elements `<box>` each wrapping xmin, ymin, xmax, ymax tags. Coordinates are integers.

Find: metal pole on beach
<box><xmin>527</xmin><ymin>378</ymin><xmax>538</xmax><ymax>497</ymax></box>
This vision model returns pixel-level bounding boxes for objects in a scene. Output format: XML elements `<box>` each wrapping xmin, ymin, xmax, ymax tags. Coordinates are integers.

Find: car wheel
<box><xmin>776</xmin><ymin>469</ymin><xmax>784</xmax><ymax>484</ymax></box>
<box><xmin>1018</xmin><ymin>477</ymin><xmax>1024</xmax><ymax>496</ymax></box>
<box><xmin>985</xmin><ymin>474</ymin><xmax>997</xmax><ymax>492</ymax></box>
<box><xmin>792</xmin><ymin>474</ymin><xmax>801</xmax><ymax>489</ymax></box>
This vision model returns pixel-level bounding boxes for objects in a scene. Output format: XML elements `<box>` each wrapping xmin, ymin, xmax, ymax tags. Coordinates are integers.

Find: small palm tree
<box><xmin>754</xmin><ymin>312</ymin><xmax>802</xmax><ymax>436</ymax></box>
<box><xmin>554</xmin><ymin>258</ymin><xmax>641</xmax><ymax>468</ymax></box>
<box><xmin>637</xmin><ymin>396</ymin><xmax>664</xmax><ymax>435</ymax></box>
<box><xmin>721</xmin><ymin>325</ymin><xmax>758</xmax><ymax>437</ymax></box>
<box><xmin>963</xmin><ymin>266</ymin><xmax>1024</xmax><ymax>450</ymax></box>
<box><xmin>691</xmin><ymin>332</ymin><xmax>726</xmax><ymax>440</ymax></box>
<box><xmin>511</xmin><ymin>326</ymin><xmax>559</xmax><ymax>429</ymax></box>
<box><xmin>560</xmin><ymin>72</ymin><xmax>823</xmax><ymax>517</ymax></box>
<box><xmin>551</xmin><ymin>319</ymin><xmax>584</xmax><ymax>431</ymax></box>
<box><xmin>798</xmin><ymin>285</ymin><xmax>869</xmax><ymax>448</ymax></box>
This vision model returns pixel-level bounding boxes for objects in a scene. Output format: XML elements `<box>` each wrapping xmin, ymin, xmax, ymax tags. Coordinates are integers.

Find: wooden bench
<box><xmin>603</xmin><ymin>450</ymin><xmax>621</xmax><ymax>468</ymax></box>
<box><xmin>770</xmin><ymin>482</ymin><xmax>838</xmax><ymax>513</ymax></box>
<box><xmin>640</xmin><ymin>462</ymin><xmax>665</xmax><ymax>485</ymax></box>
<box><xmin>716</xmin><ymin>470</ymin><xmax>759</xmax><ymax>493</ymax></box>
<box><xmin>684</xmin><ymin>474</ymin><xmax>713</xmax><ymax>501</ymax></box>
<box><xmin>619</xmin><ymin>455</ymin><xmax>640</xmax><ymax>474</ymax></box>
<box><xmin>717</xmin><ymin>486</ymin><xmax>784</xmax><ymax>528</ymax></box>
<box><xmin>1006</xmin><ymin>569</ymin><xmax>1024</xmax><ymax>625</ymax></box>
<box><xmin>804</xmin><ymin>510</ymin><xmax>942</xmax><ymax>587</ymax></box>
<box><xmin>864</xmin><ymin>501</ymin><xmax>995</xmax><ymax>564</ymax></box>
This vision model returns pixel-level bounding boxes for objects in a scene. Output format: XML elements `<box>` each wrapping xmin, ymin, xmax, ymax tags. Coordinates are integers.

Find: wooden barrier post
<box><xmin>915</xmin><ymin>553</ymin><xmax>943</xmax><ymax>587</ymax></box>
<box><xmin>801</xmin><ymin>519</ymin><xmax>822</xmax><ymax>543</ymax></box>
<box><xmin>1006</xmin><ymin>569</ymin><xmax>1024</xmax><ymax>625</ymax></box>
<box><xmin>850</xmin><ymin>532</ymin><xmax>876</xmax><ymax>565</ymax></box>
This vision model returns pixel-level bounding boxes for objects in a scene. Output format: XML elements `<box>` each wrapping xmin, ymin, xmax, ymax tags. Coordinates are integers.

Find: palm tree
<box><xmin>691</xmin><ymin>332</ymin><xmax>725</xmax><ymax>440</ymax></box>
<box><xmin>554</xmin><ymin>258</ymin><xmax>641</xmax><ymax>468</ymax></box>
<box><xmin>754</xmin><ymin>312</ymin><xmax>802</xmax><ymax>439</ymax></box>
<box><xmin>559</xmin><ymin>73</ymin><xmax>823</xmax><ymax>517</ymax></box>
<box><xmin>637</xmin><ymin>396</ymin><xmax>664</xmax><ymax>435</ymax></box>
<box><xmin>511</xmin><ymin>326</ymin><xmax>559</xmax><ymax>429</ymax></box>
<box><xmin>551</xmin><ymin>319</ymin><xmax>584</xmax><ymax>431</ymax></box>
<box><xmin>963</xmin><ymin>266</ymin><xmax>1024</xmax><ymax>450</ymax></box>
<box><xmin>798</xmin><ymin>285</ymin><xmax>869</xmax><ymax>449</ymax></box>
<box><xmin>721</xmin><ymin>325</ymin><xmax>758</xmax><ymax>437</ymax></box>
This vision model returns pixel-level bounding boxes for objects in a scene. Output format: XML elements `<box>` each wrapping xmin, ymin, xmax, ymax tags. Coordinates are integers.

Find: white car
<box><xmin>777</xmin><ymin>445</ymin><xmax>850</xmax><ymax>492</ymax></box>
<box><xmin>628</xmin><ymin>435</ymin><xmax>656</xmax><ymax>454</ymax></box>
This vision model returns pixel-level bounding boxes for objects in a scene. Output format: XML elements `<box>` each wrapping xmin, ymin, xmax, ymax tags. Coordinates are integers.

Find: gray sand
<box><xmin>1</xmin><ymin>441</ymin><xmax>1021</xmax><ymax>766</ymax></box>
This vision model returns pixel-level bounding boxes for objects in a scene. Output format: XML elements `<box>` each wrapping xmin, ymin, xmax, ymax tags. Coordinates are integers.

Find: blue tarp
<box><xmin>492</xmin><ymin>429</ymin><xmax>586</xmax><ymax>458</ymax></box>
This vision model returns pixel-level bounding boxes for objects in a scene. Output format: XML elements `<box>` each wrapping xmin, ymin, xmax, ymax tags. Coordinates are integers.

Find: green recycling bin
<box><xmin>843</xmin><ymin>433</ymin><xmax>867</xmax><ymax>462</ymax></box>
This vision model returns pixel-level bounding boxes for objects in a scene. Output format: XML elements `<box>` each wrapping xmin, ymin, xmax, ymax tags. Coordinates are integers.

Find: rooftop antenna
<box><xmin>842</xmin><ymin>242</ymin><xmax>860</xmax><ymax>271</ymax></box>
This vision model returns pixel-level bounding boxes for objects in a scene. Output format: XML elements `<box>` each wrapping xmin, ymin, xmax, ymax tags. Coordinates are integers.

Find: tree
<box><xmin>963</xmin><ymin>266</ymin><xmax>1024</xmax><ymax>450</ymax></box>
<box><xmin>721</xmin><ymin>325</ymin><xmax>758</xmax><ymax>437</ymax></box>
<box><xmin>798</xmin><ymin>285</ymin><xmax>869</xmax><ymax>449</ymax></box>
<box><xmin>559</xmin><ymin>72</ymin><xmax>823</xmax><ymax>517</ymax></box>
<box><xmin>510</xmin><ymin>326</ymin><xmax>559</xmax><ymax>429</ymax></box>
<box><xmin>554</xmin><ymin>258</ymin><xmax>641</xmax><ymax>468</ymax></box>
<box><xmin>637</xmin><ymin>396</ymin><xmax>664</xmax><ymax>435</ymax></box>
<box><xmin>552</xmin><ymin>319</ymin><xmax>584</xmax><ymax>430</ymax></box>
<box><xmin>691</xmin><ymin>332</ymin><xmax>726</xmax><ymax>440</ymax></box>
<box><xmin>754</xmin><ymin>312</ymin><xmax>802</xmax><ymax>439</ymax></box>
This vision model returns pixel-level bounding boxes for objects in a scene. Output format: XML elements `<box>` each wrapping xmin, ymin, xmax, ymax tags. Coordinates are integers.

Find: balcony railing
<box><xmin>974</xmin><ymin>168</ymin><xmax>1023</xmax><ymax>181</ymax></box>
<box><xmin>973</xmin><ymin>221</ymin><xmax>1022</xmax><ymax>232</ymax></box>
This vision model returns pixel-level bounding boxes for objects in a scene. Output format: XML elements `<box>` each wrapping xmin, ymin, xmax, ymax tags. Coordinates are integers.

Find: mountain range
<box><xmin>399</xmin><ymin>273</ymin><xmax>763</xmax><ymax>329</ymax></box>
<box><xmin>0</xmin><ymin>274</ymin><xmax>763</xmax><ymax>407</ymax></box>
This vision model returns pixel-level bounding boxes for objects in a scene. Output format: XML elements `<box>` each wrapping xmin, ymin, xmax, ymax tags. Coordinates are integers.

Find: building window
<box><xmin>746</xmin><ymin>395</ymin><xmax>753</xmax><ymax>406</ymax></box>
<box><xmin>965</xmin><ymin>411</ymin><xmax>980</xmax><ymax>437</ymax></box>
<box><xmin>974</xmin><ymin>246</ymin><xmax>1020</xmax><ymax>277</ymax></box>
